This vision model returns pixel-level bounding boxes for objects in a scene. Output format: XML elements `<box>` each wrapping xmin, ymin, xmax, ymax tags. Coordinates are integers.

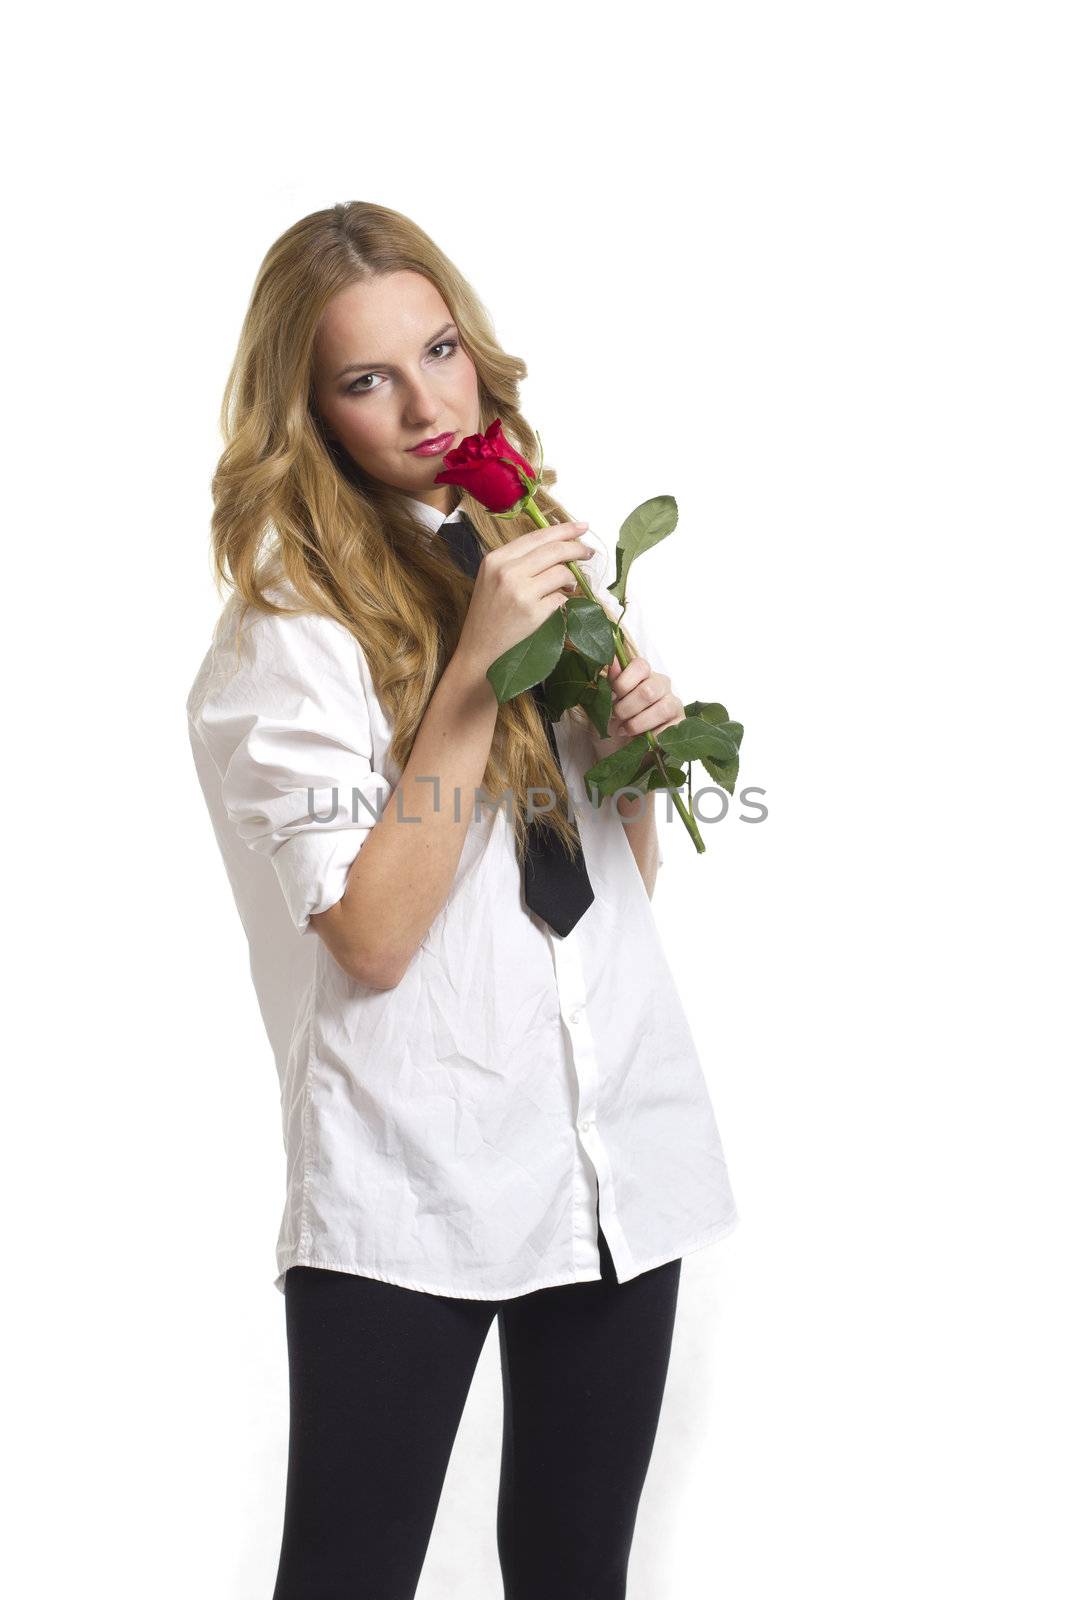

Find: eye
<box><xmin>345</xmin><ymin>339</ymin><xmax>459</xmax><ymax>396</ymax></box>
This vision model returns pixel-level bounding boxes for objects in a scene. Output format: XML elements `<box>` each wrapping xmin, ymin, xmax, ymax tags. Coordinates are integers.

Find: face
<box><xmin>311</xmin><ymin>270</ymin><xmax>481</xmax><ymax>512</ymax></box>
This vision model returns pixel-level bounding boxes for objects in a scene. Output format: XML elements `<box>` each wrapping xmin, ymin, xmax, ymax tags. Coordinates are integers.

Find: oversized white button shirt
<box><xmin>185</xmin><ymin>494</ymin><xmax>739</xmax><ymax>1298</ymax></box>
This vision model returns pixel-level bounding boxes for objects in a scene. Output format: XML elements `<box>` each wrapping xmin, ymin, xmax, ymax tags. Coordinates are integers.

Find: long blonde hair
<box><xmin>207</xmin><ymin>199</ymin><xmax>635</xmax><ymax>862</ymax></box>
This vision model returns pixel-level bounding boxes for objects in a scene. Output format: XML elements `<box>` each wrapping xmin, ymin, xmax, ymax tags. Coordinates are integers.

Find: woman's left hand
<box><xmin>590</xmin><ymin>655</ymin><xmax>686</xmax><ymax>757</ymax></box>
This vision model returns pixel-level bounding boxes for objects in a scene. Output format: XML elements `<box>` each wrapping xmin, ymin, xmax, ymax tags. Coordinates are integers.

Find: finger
<box><xmin>611</xmin><ymin>680</ymin><xmax>672</xmax><ymax>731</ymax></box>
<box><xmin>608</xmin><ymin>655</ymin><xmax>651</xmax><ymax>695</ymax></box>
<box><xmin>620</xmin><ymin>695</ymin><xmax>685</xmax><ymax>738</ymax></box>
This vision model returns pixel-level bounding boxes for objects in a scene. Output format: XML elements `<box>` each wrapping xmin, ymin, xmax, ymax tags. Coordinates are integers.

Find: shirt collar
<box><xmin>401</xmin><ymin>494</ymin><xmax>467</xmax><ymax>537</ymax></box>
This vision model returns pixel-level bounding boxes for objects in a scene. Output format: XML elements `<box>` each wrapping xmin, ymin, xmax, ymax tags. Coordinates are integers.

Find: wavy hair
<box><xmin>207</xmin><ymin>199</ymin><xmax>636</xmax><ymax>862</ymax></box>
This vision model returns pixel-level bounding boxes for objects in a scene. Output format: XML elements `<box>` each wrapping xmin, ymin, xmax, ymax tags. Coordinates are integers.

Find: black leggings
<box><xmin>271</xmin><ymin>1218</ymin><xmax>682</xmax><ymax>1599</ymax></box>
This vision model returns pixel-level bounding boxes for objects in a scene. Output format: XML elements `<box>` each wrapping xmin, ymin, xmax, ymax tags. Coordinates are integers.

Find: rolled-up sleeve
<box><xmin>190</xmin><ymin>606</ymin><xmax>394</xmax><ymax>935</ymax></box>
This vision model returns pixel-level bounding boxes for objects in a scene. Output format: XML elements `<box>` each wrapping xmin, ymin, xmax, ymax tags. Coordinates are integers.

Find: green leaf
<box><xmin>684</xmin><ymin>699</ymin><xmax>729</xmax><ymax>723</ymax></box>
<box><xmin>577</xmin><ymin>673</ymin><xmax>614</xmax><ymax>737</ymax></box>
<box><xmin>606</xmin><ymin>495</ymin><xmax>678</xmax><ymax>606</ymax></box>
<box><xmin>700</xmin><ymin>754</ymin><xmax>739</xmax><ymax>795</ymax></box>
<box><xmin>684</xmin><ymin>700</ymin><xmax>744</xmax><ymax>751</ymax></box>
<box><xmin>647</xmin><ymin>763</ymin><xmax>687</xmax><ymax>790</ymax></box>
<box><xmin>681</xmin><ymin>700</ymin><xmax>744</xmax><ymax>790</ymax></box>
<box><xmin>583</xmin><ymin>734</ymin><xmax>650</xmax><ymax>803</ymax></box>
<box><xmin>543</xmin><ymin>649</ymin><xmax>595</xmax><ymax>718</ymax></box>
<box><xmin>563</xmin><ymin>597</ymin><xmax>617</xmax><ymax>665</ymax></box>
<box><xmin>615</xmin><ymin>764</ymin><xmax>656</xmax><ymax>794</ymax></box>
<box><xmin>486</xmin><ymin>606</ymin><xmax>568</xmax><ymax>702</ymax></box>
<box><xmin>657</xmin><ymin>716</ymin><xmax>739</xmax><ymax>763</ymax></box>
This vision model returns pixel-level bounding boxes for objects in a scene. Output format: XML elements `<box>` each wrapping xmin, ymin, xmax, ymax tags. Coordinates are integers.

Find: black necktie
<box><xmin>435</xmin><ymin>509</ymin><xmax>595</xmax><ymax>938</ymax></box>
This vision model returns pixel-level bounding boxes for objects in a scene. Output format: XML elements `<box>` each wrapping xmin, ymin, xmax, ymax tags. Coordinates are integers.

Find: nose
<box><xmin>401</xmin><ymin>372</ymin><xmax>441</xmax><ymax>426</ymax></box>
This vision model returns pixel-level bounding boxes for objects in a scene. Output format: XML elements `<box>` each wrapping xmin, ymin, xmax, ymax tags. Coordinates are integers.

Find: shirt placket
<box><xmin>550</xmin><ymin>931</ymin><xmax>633</xmax><ymax>1280</ymax></box>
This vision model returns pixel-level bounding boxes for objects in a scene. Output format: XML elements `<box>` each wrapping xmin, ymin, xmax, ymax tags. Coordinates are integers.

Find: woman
<box><xmin>186</xmin><ymin>200</ymin><xmax>739</xmax><ymax>1600</ymax></box>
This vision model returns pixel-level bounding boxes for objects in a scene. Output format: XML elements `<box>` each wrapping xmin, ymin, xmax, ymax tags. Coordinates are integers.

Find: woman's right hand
<box><xmin>455</xmin><ymin>522</ymin><xmax>597</xmax><ymax>680</ymax></box>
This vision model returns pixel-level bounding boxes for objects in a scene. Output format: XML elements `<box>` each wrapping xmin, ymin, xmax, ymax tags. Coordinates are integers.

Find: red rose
<box><xmin>433</xmin><ymin>418</ymin><xmax>537</xmax><ymax>513</ymax></box>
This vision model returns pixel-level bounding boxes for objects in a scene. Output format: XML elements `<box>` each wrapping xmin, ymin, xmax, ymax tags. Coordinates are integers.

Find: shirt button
<box><xmin>579</xmin><ymin>1119</ymin><xmax>590</xmax><ymax>1132</ymax></box>
<box><xmin>569</xmin><ymin>1007</ymin><xmax>583</xmax><ymax>1024</ymax></box>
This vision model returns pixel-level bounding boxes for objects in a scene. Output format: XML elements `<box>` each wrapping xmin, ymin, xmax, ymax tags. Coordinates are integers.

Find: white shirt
<box><xmin>185</xmin><ymin>495</ymin><xmax>739</xmax><ymax>1298</ymax></box>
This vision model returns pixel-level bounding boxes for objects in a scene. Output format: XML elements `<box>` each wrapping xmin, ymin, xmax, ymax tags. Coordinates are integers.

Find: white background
<box><xmin>4</xmin><ymin>2</ymin><xmax>1064</xmax><ymax>1595</ymax></box>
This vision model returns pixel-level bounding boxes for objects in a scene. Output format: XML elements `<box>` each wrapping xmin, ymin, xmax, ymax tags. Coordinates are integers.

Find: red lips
<box><xmin>408</xmin><ymin>432</ymin><xmax>456</xmax><ymax>454</ymax></box>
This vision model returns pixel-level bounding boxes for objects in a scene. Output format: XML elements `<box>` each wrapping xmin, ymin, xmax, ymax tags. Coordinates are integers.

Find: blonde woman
<box><xmin>186</xmin><ymin>200</ymin><xmax>738</xmax><ymax>1599</ymax></box>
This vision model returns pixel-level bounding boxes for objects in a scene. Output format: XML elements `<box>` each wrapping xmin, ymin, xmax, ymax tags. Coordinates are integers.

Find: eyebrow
<box><xmin>334</xmin><ymin>322</ymin><xmax>458</xmax><ymax>381</ymax></box>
